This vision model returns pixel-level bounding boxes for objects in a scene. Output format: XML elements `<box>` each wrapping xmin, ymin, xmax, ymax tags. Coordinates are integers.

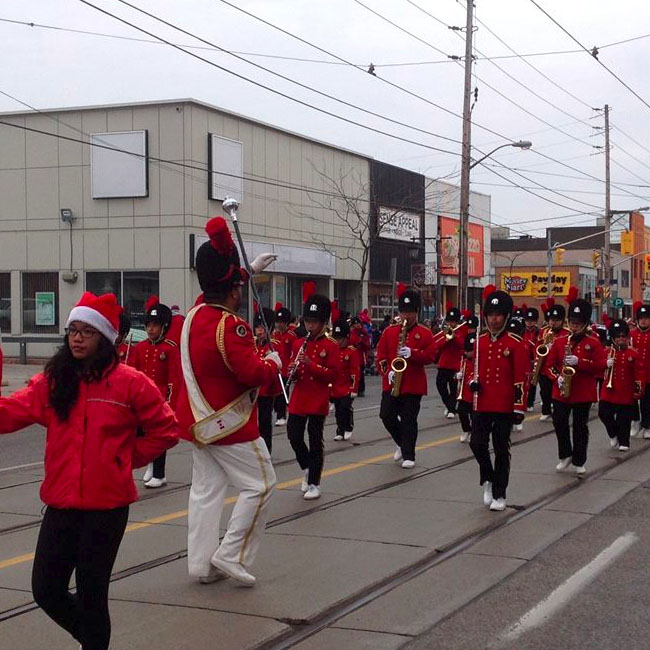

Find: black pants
<box><xmin>333</xmin><ymin>396</ymin><xmax>354</xmax><ymax>435</ymax></box>
<box><xmin>538</xmin><ymin>375</ymin><xmax>553</xmax><ymax>416</ymax></box>
<box><xmin>32</xmin><ymin>506</ymin><xmax>129</xmax><ymax>650</ymax></box>
<box><xmin>436</xmin><ymin>368</ymin><xmax>458</xmax><ymax>414</ymax></box>
<box><xmin>152</xmin><ymin>451</ymin><xmax>166</xmax><ymax>479</ymax></box>
<box><xmin>527</xmin><ymin>383</ymin><xmax>537</xmax><ymax>408</ymax></box>
<box><xmin>598</xmin><ymin>401</ymin><xmax>635</xmax><ymax>447</ymax></box>
<box><xmin>258</xmin><ymin>396</ymin><xmax>275</xmax><ymax>453</ymax></box>
<box><xmin>379</xmin><ymin>391</ymin><xmax>422</xmax><ymax>462</ymax></box>
<box><xmin>639</xmin><ymin>384</ymin><xmax>650</xmax><ymax>428</ymax></box>
<box><xmin>552</xmin><ymin>400</ymin><xmax>591</xmax><ymax>467</ymax></box>
<box><xmin>287</xmin><ymin>414</ymin><xmax>326</xmax><ymax>485</ymax></box>
<box><xmin>457</xmin><ymin>400</ymin><xmax>473</xmax><ymax>433</ymax></box>
<box><xmin>274</xmin><ymin>392</ymin><xmax>287</xmax><ymax>421</ymax></box>
<box><xmin>358</xmin><ymin>367</ymin><xmax>366</xmax><ymax>396</ymax></box>
<box><xmin>470</xmin><ymin>412</ymin><xmax>512</xmax><ymax>500</ymax></box>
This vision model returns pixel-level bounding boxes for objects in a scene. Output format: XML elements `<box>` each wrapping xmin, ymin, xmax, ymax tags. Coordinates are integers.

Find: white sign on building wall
<box><xmin>377</xmin><ymin>207</ymin><xmax>421</xmax><ymax>242</ymax></box>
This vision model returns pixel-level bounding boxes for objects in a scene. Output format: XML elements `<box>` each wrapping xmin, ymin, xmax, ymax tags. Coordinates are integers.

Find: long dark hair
<box><xmin>45</xmin><ymin>334</ymin><xmax>119</xmax><ymax>421</ymax></box>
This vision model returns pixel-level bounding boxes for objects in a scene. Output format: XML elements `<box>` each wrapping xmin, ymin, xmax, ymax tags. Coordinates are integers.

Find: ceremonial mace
<box><xmin>222</xmin><ymin>197</ymin><xmax>289</xmax><ymax>403</ymax></box>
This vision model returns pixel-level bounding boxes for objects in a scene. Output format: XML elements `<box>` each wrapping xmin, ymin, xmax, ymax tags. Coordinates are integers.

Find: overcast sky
<box><xmin>2</xmin><ymin>0</ymin><xmax>650</xmax><ymax>237</ymax></box>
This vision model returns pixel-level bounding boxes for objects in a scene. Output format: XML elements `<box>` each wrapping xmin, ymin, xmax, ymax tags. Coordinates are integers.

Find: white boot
<box><xmin>300</xmin><ymin>469</ymin><xmax>309</xmax><ymax>493</ymax></box>
<box><xmin>393</xmin><ymin>447</ymin><xmax>403</xmax><ymax>462</ymax></box>
<box><xmin>483</xmin><ymin>481</ymin><xmax>493</xmax><ymax>506</ymax></box>
<box><xmin>630</xmin><ymin>421</ymin><xmax>640</xmax><ymax>438</ymax></box>
<box><xmin>555</xmin><ymin>457</ymin><xmax>572</xmax><ymax>472</ymax></box>
<box><xmin>143</xmin><ymin>463</ymin><xmax>153</xmax><ymax>482</ymax></box>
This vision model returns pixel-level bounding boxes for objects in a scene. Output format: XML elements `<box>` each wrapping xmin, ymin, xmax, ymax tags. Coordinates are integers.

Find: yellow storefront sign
<box><xmin>500</xmin><ymin>271</ymin><xmax>571</xmax><ymax>297</ymax></box>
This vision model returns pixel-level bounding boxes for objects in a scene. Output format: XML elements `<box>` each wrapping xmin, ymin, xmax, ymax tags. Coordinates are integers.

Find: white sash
<box><xmin>181</xmin><ymin>304</ymin><xmax>258</xmax><ymax>445</ymax></box>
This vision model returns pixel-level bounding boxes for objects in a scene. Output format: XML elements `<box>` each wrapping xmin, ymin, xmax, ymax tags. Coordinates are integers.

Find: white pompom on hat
<box><xmin>65</xmin><ymin>292</ymin><xmax>122</xmax><ymax>343</ymax></box>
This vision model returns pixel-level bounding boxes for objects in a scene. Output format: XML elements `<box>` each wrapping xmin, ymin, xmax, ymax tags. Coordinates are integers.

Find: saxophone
<box><xmin>390</xmin><ymin>320</ymin><xmax>409</xmax><ymax>397</ymax></box>
<box><xmin>530</xmin><ymin>329</ymin><xmax>554</xmax><ymax>387</ymax></box>
<box><xmin>560</xmin><ymin>335</ymin><xmax>576</xmax><ymax>399</ymax></box>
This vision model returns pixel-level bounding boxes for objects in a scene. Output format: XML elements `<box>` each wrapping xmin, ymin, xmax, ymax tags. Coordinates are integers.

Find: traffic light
<box><xmin>555</xmin><ymin>247</ymin><xmax>565</xmax><ymax>265</ymax></box>
<box><xmin>592</xmin><ymin>250</ymin><xmax>602</xmax><ymax>269</ymax></box>
<box><xmin>645</xmin><ymin>254</ymin><xmax>650</xmax><ymax>274</ymax></box>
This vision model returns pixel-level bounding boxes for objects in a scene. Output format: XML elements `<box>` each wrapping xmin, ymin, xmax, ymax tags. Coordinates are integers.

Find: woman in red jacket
<box><xmin>0</xmin><ymin>292</ymin><xmax>180</xmax><ymax>650</ymax></box>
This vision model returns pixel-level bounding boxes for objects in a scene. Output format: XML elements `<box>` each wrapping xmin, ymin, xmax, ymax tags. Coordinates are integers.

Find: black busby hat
<box><xmin>196</xmin><ymin>217</ymin><xmax>247</xmax><ymax>295</ymax></box>
<box><xmin>144</xmin><ymin>296</ymin><xmax>172</xmax><ymax>329</ymax></box>
<box><xmin>332</xmin><ymin>318</ymin><xmax>350</xmax><ymax>338</ymax></box>
<box><xmin>547</xmin><ymin>304</ymin><xmax>566</xmax><ymax>320</ymax></box>
<box><xmin>303</xmin><ymin>293</ymin><xmax>331</xmax><ymax>322</ymax></box>
<box><xmin>253</xmin><ymin>306</ymin><xmax>276</xmax><ymax>330</ymax></box>
<box><xmin>609</xmin><ymin>318</ymin><xmax>629</xmax><ymax>338</ymax></box>
<box><xmin>508</xmin><ymin>317</ymin><xmax>525</xmax><ymax>337</ymax></box>
<box><xmin>512</xmin><ymin>307</ymin><xmax>525</xmax><ymax>319</ymax></box>
<box><xmin>483</xmin><ymin>290</ymin><xmax>513</xmax><ymax>317</ymax></box>
<box><xmin>467</xmin><ymin>315</ymin><xmax>479</xmax><ymax>329</ymax></box>
<box><xmin>634</xmin><ymin>301</ymin><xmax>650</xmax><ymax>320</ymax></box>
<box><xmin>568</xmin><ymin>298</ymin><xmax>592</xmax><ymax>324</ymax></box>
<box><xmin>275</xmin><ymin>305</ymin><xmax>292</xmax><ymax>323</ymax></box>
<box><xmin>464</xmin><ymin>332</ymin><xmax>477</xmax><ymax>352</ymax></box>
<box><xmin>525</xmin><ymin>307</ymin><xmax>539</xmax><ymax>321</ymax></box>
<box><xmin>398</xmin><ymin>288</ymin><xmax>421</xmax><ymax>313</ymax></box>
<box><xmin>446</xmin><ymin>307</ymin><xmax>461</xmax><ymax>321</ymax></box>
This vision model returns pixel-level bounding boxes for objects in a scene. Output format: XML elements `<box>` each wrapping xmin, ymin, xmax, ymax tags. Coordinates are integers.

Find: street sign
<box><xmin>613</xmin><ymin>297</ymin><xmax>624</xmax><ymax>308</ymax></box>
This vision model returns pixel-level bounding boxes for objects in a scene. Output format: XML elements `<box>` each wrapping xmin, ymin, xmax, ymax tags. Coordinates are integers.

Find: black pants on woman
<box><xmin>32</xmin><ymin>506</ymin><xmax>129</xmax><ymax>650</ymax></box>
<box><xmin>258</xmin><ymin>395</ymin><xmax>275</xmax><ymax>453</ymax></box>
<box><xmin>436</xmin><ymin>368</ymin><xmax>458</xmax><ymax>414</ymax></box>
<box><xmin>287</xmin><ymin>414</ymin><xmax>326</xmax><ymax>485</ymax></box>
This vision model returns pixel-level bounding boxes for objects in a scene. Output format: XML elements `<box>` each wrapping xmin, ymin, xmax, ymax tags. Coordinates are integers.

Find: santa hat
<box><xmin>65</xmin><ymin>292</ymin><xmax>122</xmax><ymax>344</ymax></box>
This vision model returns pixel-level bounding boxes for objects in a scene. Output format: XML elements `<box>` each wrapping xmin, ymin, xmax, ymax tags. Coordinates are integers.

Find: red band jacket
<box><xmin>349</xmin><ymin>326</ymin><xmax>370</xmax><ymax>366</ymax></box>
<box><xmin>0</xmin><ymin>364</ymin><xmax>179</xmax><ymax>509</ymax></box>
<box><xmin>376</xmin><ymin>322</ymin><xmax>436</xmax><ymax>396</ymax></box>
<box><xmin>131</xmin><ymin>338</ymin><xmax>181</xmax><ymax>409</ymax></box>
<box><xmin>175</xmin><ymin>304</ymin><xmax>278</xmax><ymax>445</ymax></box>
<box><xmin>631</xmin><ymin>327</ymin><xmax>650</xmax><ymax>385</ymax></box>
<box><xmin>331</xmin><ymin>345</ymin><xmax>361</xmax><ymax>399</ymax></box>
<box><xmin>255</xmin><ymin>337</ymin><xmax>282</xmax><ymax>398</ymax></box>
<box><xmin>547</xmin><ymin>331</ymin><xmax>607</xmax><ymax>403</ymax></box>
<box><xmin>431</xmin><ymin>323</ymin><xmax>466</xmax><ymax>372</ymax></box>
<box><xmin>288</xmin><ymin>331</ymin><xmax>341</xmax><ymax>416</ymax></box>
<box><xmin>275</xmin><ymin>328</ymin><xmax>297</xmax><ymax>379</ymax></box>
<box><xmin>537</xmin><ymin>326</ymin><xmax>570</xmax><ymax>381</ymax></box>
<box><xmin>473</xmin><ymin>331</ymin><xmax>529</xmax><ymax>413</ymax></box>
<box><xmin>116</xmin><ymin>340</ymin><xmax>137</xmax><ymax>365</ymax></box>
<box><xmin>599</xmin><ymin>345</ymin><xmax>644</xmax><ymax>405</ymax></box>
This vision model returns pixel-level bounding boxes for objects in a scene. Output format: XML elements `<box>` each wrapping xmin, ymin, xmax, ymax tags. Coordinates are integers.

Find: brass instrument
<box><xmin>560</xmin><ymin>335</ymin><xmax>576</xmax><ymax>399</ymax></box>
<box><xmin>530</xmin><ymin>329</ymin><xmax>554</xmax><ymax>387</ymax></box>
<box><xmin>390</xmin><ymin>320</ymin><xmax>409</xmax><ymax>397</ymax></box>
<box><xmin>434</xmin><ymin>322</ymin><xmax>465</xmax><ymax>343</ymax></box>
<box><xmin>605</xmin><ymin>344</ymin><xmax>617</xmax><ymax>389</ymax></box>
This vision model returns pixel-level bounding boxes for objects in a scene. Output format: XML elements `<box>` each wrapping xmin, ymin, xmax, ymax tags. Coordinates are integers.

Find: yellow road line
<box><xmin>0</xmin><ymin>413</ymin><xmax>539</xmax><ymax>570</ymax></box>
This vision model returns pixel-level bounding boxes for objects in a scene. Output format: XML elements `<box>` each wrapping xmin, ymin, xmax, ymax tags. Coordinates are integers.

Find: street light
<box><xmin>458</xmin><ymin>140</ymin><xmax>533</xmax><ymax>310</ymax></box>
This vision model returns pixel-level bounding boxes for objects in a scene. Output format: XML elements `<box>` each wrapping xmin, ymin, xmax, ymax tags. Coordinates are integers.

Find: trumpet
<box><xmin>605</xmin><ymin>344</ymin><xmax>616</xmax><ymax>389</ymax></box>
<box><xmin>390</xmin><ymin>320</ymin><xmax>408</xmax><ymax>397</ymax></box>
<box><xmin>530</xmin><ymin>329</ymin><xmax>554</xmax><ymax>387</ymax></box>
<box><xmin>434</xmin><ymin>322</ymin><xmax>464</xmax><ymax>343</ymax></box>
<box><xmin>560</xmin><ymin>336</ymin><xmax>576</xmax><ymax>399</ymax></box>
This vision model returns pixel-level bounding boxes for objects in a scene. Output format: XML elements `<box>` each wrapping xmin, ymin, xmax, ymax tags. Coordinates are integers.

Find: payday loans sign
<box><xmin>500</xmin><ymin>271</ymin><xmax>570</xmax><ymax>297</ymax></box>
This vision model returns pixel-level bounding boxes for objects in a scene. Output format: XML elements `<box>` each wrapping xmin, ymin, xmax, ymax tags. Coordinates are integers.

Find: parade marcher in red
<box><xmin>469</xmin><ymin>287</ymin><xmax>529</xmax><ymax>512</ymax></box>
<box><xmin>456</xmin><ymin>315</ymin><xmax>479</xmax><ymax>443</ymax></box>
<box><xmin>115</xmin><ymin>311</ymin><xmax>136</xmax><ymax>365</ymax></box>
<box><xmin>432</xmin><ymin>303</ymin><xmax>466</xmax><ymax>419</ymax></box>
<box><xmin>331</xmin><ymin>318</ymin><xmax>361</xmax><ymax>442</ymax></box>
<box><xmin>376</xmin><ymin>286</ymin><xmax>436</xmax><ymax>468</ymax></box>
<box><xmin>0</xmin><ymin>292</ymin><xmax>179</xmax><ymax>650</ymax></box>
<box><xmin>523</xmin><ymin>307</ymin><xmax>540</xmax><ymax>411</ymax></box>
<box><xmin>175</xmin><ymin>215</ymin><xmax>280</xmax><ymax>587</ymax></box>
<box><xmin>287</xmin><ymin>290</ymin><xmax>340</xmax><ymax>500</ymax></box>
<box><xmin>349</xmin><ymin>315</ymin><xmax>370</xmax><ymax>397</ymax></box>
<box><xmin>507</xmin><ymin>316</ymin><xmax>530</xmax><ymax>433</ymax></box>
<box><xmin>254</xmin><ymin>306</ymin><xmax>281</xmax><ymax>454</ymax></box>
<box><xmin>273</xmin><ymin>302</ymin><xmax>295</xmax><ymax>426</ymax></box>
<box><xmin>131</xmin><ymin>296</ymin><xmax>181</xmax><ymax>488</ymax></box>
<box><xmin>165</xmin><ymin>304</ymin><xmax>185</xmax><ymax>346</ymax></box>
<box><xmin>630</xmin><ymin>302</ymin><xmax>650</xmax><ymax>438</ymax></box>
<box><xmin>599</xmin><ymin>319</ymin><xmax>644</xmax><ymax>451</ymax></box>
<box><xmin>547</xmin><ymin>291</ymin><xmax>607</xmax><ymax>475</ymax></box>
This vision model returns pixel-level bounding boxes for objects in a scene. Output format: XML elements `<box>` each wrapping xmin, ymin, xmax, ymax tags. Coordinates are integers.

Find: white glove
<box><xmin>606</xmin><ymin>357</ymin><xmax>614</xmax><ymax>368</ymax></box>
<box><xmin>265</xmin><ymin>351</ymin><xmax>282</xmax><ymax>370</ymax></box>
<box><xmin>351</xmin><ymin>392</ymin><xmax>358</xmax><ymax>398</ymax></box>
<box><xmin>251</xmin><ymin>252</ymin><xmax>277</xmax><ymax>274</ymax></box>
<box><xmin>455</xmin><ymin>371</ymin><xmax>463</xmax><ymax>381</ymax></box>
<box><xmin>388</xmin><ymin>370</ymin><xmax>395</xmax><ymax>384</ymax></box>
<box><xmin>398</xmin><ymin>346</ymin><xmax>412</xmax><ymax>359</ymax></box>
<box><xmin>557</xmin><ymin>376</ymin><xmax>565</xmax><ymax>390</ymax></box>
<box><xmin>565</xmin><ymin>355</ymin><xmax>578</xmax><ymax>367</ymax></box>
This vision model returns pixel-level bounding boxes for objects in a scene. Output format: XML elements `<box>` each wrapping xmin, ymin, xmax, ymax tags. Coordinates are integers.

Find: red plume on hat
<box><xmin>253</xmin><ymin>301</ymin><xmax>259</xmax><ymax>315</ymax></box>
<box><xmin>521</xmin><ymin>303</ymin><xmax>528</xmax><ymax>311</ymax></box>
<box><xmin>144</xmin><ymin>295</ymin><xmax>160</xmax><ymax>313</ymax></box>
<box><xmin>482</xmin><ymin>284</ymin><xmax>496</xmax><ymax>301</ymax></box>
<box><xmin>547</xmin><ymin>297</ymin><xmax>555</xmax><ymax>308</ymax></box>
<box><xmin>331</xmin><ymin>300</ymin><xmax>341</xmax><ymax>324</ymax></box>
<box><xmin>274</xmin><ymin>301</ymin><xmax>283</xmax><ymax>311</ymax></box>
<box><xmin>541</xmin><ymin>302</ymin><xmax>548</xmax><ymax>313</ymax></box>
<box><xmin>396</xmin><ymin>282</ymin><xmax>407</xmax><ymax>298</ymax></box>
<box><xmin>461</xmin><ymin>309</ymin><xmax>471</xmax><ymax>320</ymax></box>
<box><xmin>302</xmin><ymin>281</ymin><xmax>317</xmax><ymax>303</ymax></box>
<box><xmin>634</xmin><ymin>300</ymin><xmax>643</xmax><ymax>314</ymax></box>
<box><xmin>445</xmin><ymin>300</ymin><xmax>453</xmax><ymax>312</ymax></box>
<box><xmin>602</xmin><ymin>313</ymin><xmax>612</xmax><ymax>327</ymax></box>
<box><xmin>205</xmin><ymin>216</ymin><xmax>235</xmax><ymax>255</ymax></box>
<box><xmin>565</xmin><ymin>286</ymin><xmax>579</xmax><ymax>304</ymax></box>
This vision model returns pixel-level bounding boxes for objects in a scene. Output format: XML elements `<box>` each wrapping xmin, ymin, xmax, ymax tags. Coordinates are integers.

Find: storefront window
<box><xmin>254</xmin><ymin>274</ymin><xmax>272</xmax><ymax>309</ymax></box>
<box><xmin>86</xmin><ymin>271</ymin><xmax>122</xmax><ymax>303</ymax></box>
<box><xmin>22</xmin><ymin>272</ymin><xmax>59</xmax><ymax>334</ymax></box>
<box><xmin>0</xmin><ymin>273</ymin><xmax>10</xmax><ymax>334</ymax></box>
<box><xmin>275</xmin><ymin>275</ymin><xmax>286</xmax><ymax>308</ymax></box>
<box><xmin>124</xmin><ymin>271</ymin><xmax>159</xmax><ymax>328</ymax></box>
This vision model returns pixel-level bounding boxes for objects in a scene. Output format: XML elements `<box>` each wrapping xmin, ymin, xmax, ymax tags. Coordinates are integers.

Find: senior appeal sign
<box><xmin>377</xmin><ymin>207</ymin><xmax>421</xmax><ymax>242</ymax></box>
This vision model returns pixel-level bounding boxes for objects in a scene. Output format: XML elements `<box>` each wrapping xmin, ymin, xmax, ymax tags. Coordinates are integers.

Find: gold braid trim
<box><xmin>216</xmin><ymin>312</ymin><xmax>235</xmax><ymax>372</ymax></box>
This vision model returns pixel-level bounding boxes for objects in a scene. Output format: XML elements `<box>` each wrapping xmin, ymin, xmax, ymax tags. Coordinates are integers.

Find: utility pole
<box><xmin>603</xmin><ymin>104</ymin><xmax>611</xmax><ymax>316</ymax></box>
<box><xmin>457</xmin><ymin>0</ymin><xmax>474</xmax><ymax>311</ymax></box>
<box><xmin>546</xmin><ymin>229</ymin><xmax>553</xmax><ymax>301</ymax></box>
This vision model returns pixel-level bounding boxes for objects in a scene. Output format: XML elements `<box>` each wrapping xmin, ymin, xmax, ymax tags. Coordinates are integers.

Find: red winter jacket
<box><xmin>0</xmin><ymin>364</ymin><xmax>180</xmax><ymax>510</ymax></box>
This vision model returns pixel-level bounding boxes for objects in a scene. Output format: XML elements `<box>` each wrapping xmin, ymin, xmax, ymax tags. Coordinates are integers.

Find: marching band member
<box><xmin>376</xmin><ymin>287</ymin><xmax>435</xmax><ymax>468</ymax></box>
<box><xmin>175</xmin><ymin>216</ymin><xmax>280</xmax><ymax>587</ymax></box>
<box><xmin>131</xmin><ymin>296</ymin><xmax>181</xmax><ymax>489</ymax></box>
<box><xmin>631</xmin><ymin>302</ymin><xmax>650</xmax><ymax>438</ymax></box>
<box><xmin>546</xmin><ymin>291</ymin><xmax>606</xmax><ymax>475</ymax></box>
<box><xmin>115</xmin><ymin>311</ymin><xmax>135</xmax><ymax>364</ymax></box>
<box><xmin>165</xmin><ymin>304</ymin><xmax>185</xmax><ymax>346</ymax></box>
<box><xmin>469</xmin><ymin>288</ymin><xmax>528</xmax><ymax>511</ymax></box>
<box><xmin>0</xmin><ymin>292</ymin><xmax>179</xmax><ymax>650</ymax></box>
<box><xmin>273</xmin><ymin>302</ymin><xmax>295</xmax><ymax>426</ymax></box>
<box><xmin>598</xmin><ymin>319</ymin><xmax>644</xmax><ymax>451</ymax></box>
<box><xmin>456</xmin><ymin>316</ymin><xmax>479</xmax><ymax>443</ymax></box>
<box><xmin>535</xmin><ymin>300</ymin><xmax>570</xmax><ymax>422</ymax></box>
<box><xmin>331</xmin><ymin>319</ymin><xmax>360</xmax><ymax>441</ymax></box>
<box><xmin>254</xmin><ymin>307</ymin><xmax>281</xmax><ymax>454</ymax></box>
<box><xmin>507</xmin><ymin>317</ymin><xmax>529</xmax><ymax>433</ymax></box>
<box><xmin>523</xmin><ymin>307</ymin><xmax>540</xmax><ymax>411</ymax></box>
<box><xmin>349</xmin><ymin>316</ymin><xmax>370</xmax><ymax>397</ymax></box>
<box><xmin>432</xmin><ymin>302</ymin><xmax>466</xmax><ymax>419</ymax></box>
<box><xmin>286</xmin><ymin>292</ymin><xmax>340</xmax><ymax>500</ymax></box>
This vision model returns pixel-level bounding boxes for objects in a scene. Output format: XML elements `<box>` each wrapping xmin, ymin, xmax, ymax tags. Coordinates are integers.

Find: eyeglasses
<box><xmin>65</xmin><ymin>326</ymin><xmax>99</xmax><ymax>339</ymax></box>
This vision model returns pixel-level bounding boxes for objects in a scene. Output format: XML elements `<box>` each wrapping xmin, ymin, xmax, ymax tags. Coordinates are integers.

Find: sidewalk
<box><xmin>1</xmin><ymin>361</ymin><xmax>44</xmax><ymax>395</ymax></box>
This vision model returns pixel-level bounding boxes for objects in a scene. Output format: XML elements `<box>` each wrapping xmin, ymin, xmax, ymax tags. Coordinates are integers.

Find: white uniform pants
<box><xmin>187</xmin><ymin>439</ymin><xmax>276</xmax><ymax>578</ymax></box>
